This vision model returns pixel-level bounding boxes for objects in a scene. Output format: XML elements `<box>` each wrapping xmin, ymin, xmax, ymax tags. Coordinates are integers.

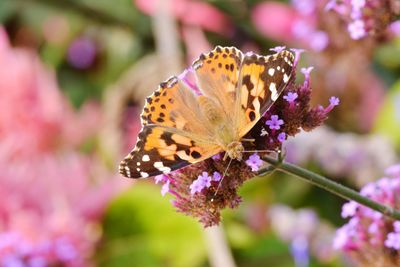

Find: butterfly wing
<box><xmin>192</xmin><ymin>46</ymin><xmax>244</xmax><ymax>126</ymax></box>
<box><xmin>235</xmin><ymin>50</ymin><xmax>295</xmax><ymax>137</ymax></box>
<box><xmin>119</xmin><ymin>76</ymin><xmax>221</xmax><ymax>179</ymax></box>
<box><xmin>119</xmin><ymin>125</ymin><xmax>221</xmax><ymax>178</ymax></box>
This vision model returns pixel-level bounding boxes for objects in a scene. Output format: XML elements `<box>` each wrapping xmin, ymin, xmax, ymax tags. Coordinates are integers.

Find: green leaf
<box><xmin>98</xmin><ymin>183</ymin><xmax>207</xmax><ymax>267</ymax></box>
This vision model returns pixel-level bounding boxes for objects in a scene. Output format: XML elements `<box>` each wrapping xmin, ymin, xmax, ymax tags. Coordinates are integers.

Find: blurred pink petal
<box><xmin>134</xmin><ymin>0</ymin><xmax>232</xmax><ymax>35</ymax></box>
<box><xmin>252</xmin><ymin>2</ymin><xmax>299</xmax><ymax>42</ymax></box>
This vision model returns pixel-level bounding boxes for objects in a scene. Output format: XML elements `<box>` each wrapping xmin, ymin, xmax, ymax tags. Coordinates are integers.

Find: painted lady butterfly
<box><xmin>119</xmin><ymin>46</ymin><xmax>294</xmax><ymax>178</ymax></box>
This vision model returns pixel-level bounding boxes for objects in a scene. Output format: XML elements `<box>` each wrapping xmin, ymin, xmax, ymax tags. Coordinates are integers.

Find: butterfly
<box><xmin>119</xmin><ymin>46</ymin><xmax>295</xmax><ymax>178</ymax></box>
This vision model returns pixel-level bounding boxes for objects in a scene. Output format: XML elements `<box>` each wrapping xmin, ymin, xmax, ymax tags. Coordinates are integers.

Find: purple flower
<box><xmin>283</xmin><ymin>92</ymin><xmax>298</xmax><ymax>103</ymax></box>
<box><xmin>67</xmin><ymin>37</ymin><xmax>96</xmax><ymax>69</ymax></box>
<box><xmin>266</xmin><ymin>115</ymin><xmax>284</xmax><ymax>130</ymax></box>
<box><xmin>324</xmin><ymin>96</ymin><xmax>340</xmax><ymax>112</ymax></box>
<box><xmin>277</xmin><ymin>132</ymin><xmax>286</xmax><ymax>143</ymax></box>
<box><xmin>190</xmin><ymin>180</ymin><xmax>204</xmax><ymax>195</ymax></box>
<box><xmin>212</xmin><ymin>172</ymin><xmax>222</xmax><ymax>181</ymax></box>
<box><xmin>351</xmin><ymin>0</ymin><xmax>366</xmax><ymax>10</ymax></box>
<box><xmin>292</xmin><ymin>0</ymin><xmax>316</xmax><ymax>15</ymax></box>
<box><xmin>301</xmin><ymin>66</ymin><xmax>314</xmax><ymax>76</ymax></box>
<box><xmin>212</xmin><ymin>153</ymin><xmax>222</xmax><ymax>160</ymax></box>
<box><xmin>245</xmin><ymin>153</ymin><xmax>263</xmax><ymax>172</ymax></box>
<box><xmin>348</xmin><ymin>20</ymin><xmax>366</xmax><ymax>40</ymax></box>
<box><xmin>394</xmin><ymin>221</ymin><xmax>400</xmax><ymax>232</ymax></box>
<box><xmin>310</xmin><ymin>31</ymin><xmax>329</xmax><ymax>51</ymax></box>
<box><xmin>385</xmin><ymin>164</ymin><xmax>400</xmax><ymax>177</ymax></box>
<box><xmin>329</xmin><ymin>96</ymin><xmax>340</xmax><ymax>106</ymax></box>
<box><xmin>154</xmin><ymin>174</ymin><xmax>168</xmax><ymax>184</ymax></box>
<box><xmin>270</xmin><ymin>46</ymin><xmax>286</xmax><ymax>53</ymax></box>
<box><xmin>290</xmin><ymin>48</ymin><xmax>305</xmax><ymax>65</ymax></box>
<box><xmin>385</xmin><ymin>232</ymin><xmax>400</xmax><ymax>249</ymax></box>
<box><xmin>290</xmin><ymin>236</ymin><xmax>309</xmax><ymax>267</ymax></box>
<box><xmin>161</xmin><ymin>180</ymin><xmax>170</xmax><ymax>196</ymax></box>
<box><xmin>334</xmin><ymin>164</ymin><xmax>400</xmax><ymax>263</ymax></box>
<box><xmin>190</xmin><ymin>172</ymin><xmax>212</xmax><ymax>195</ymax></box>
<box><xmin>341</xmin><ymin>201</ymin><xmax>358</xmax><ymax>218</ymax></box>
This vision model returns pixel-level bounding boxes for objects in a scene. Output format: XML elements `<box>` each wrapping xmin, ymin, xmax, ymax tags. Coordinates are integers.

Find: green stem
<box><xmin>259</xmin><ymin>156</ymin><xmax>400</xmax><ymax>220</ymax></box>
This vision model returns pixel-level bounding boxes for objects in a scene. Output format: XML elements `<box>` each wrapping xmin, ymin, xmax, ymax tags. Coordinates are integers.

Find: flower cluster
<box><xmin>326</xmin><ymin>0</ymin><xmax>400</xmax><ymax>40</ymax></box>
<box><xmin>155</xmin><ymin>48</ymin><xmax>339</xmax><ymax>227</ymax></box>
<box><xmin>0</xmin><ymin>27</ymin><xmax>120</xmax><ymax>266</ymax></box>
<box><xmin>333</xmin><ymin>164</ymin><xmax>400</xmax><ymax>267</ymax></box>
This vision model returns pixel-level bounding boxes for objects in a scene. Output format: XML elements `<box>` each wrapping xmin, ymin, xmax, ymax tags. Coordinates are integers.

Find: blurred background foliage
<box><xmin>0</xmin><ymin>0</ymin><xmax>399</xmax><ymax>266</ymax></box>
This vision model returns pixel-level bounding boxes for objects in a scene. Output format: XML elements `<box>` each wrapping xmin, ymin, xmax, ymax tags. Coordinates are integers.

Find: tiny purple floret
<box><xmin>277</xmin><ymin>132</ymin><xmax>286</xmax><ymax>143</ymax></box>
<box><xmin>245</xmin><ymin>153</ymin><xmax>263</xmax><ymax>172</ymax></box>
<box><xmin>301</xmin><ymin>66</ymin><xmax>314</xmax><ymax>76</ymax></box>
<box><xmin>161</xmin><ymin>180</ymin><xmax>170</xmax><ymax>196</ymax></box>
<box><xmin>348</xmin><ymin>20</ymin><xmax>366</xmax><ymax>40</ymax></box>
<box><xmin>341</xmin><ymin>201</ymin><xmax>358</xmax><ymax>218</ymax></box>
<box><xmin>212</xmin><ymin>172</ymin><xmax>222</xmax><ymax>182</ymax></box>
<box><xmin>266</xmin><ymin>115</ymin><xmax>284</xmax><ymax>130</ymax></box>
<box><xmin>385</xmin><ymin>232</ymin><xmax>400</xmax><ymax>250</ymax></box>
<box><xmin>283</xmin><ymin>92</ymin><xmax>298</xmax><ymax>103</ymax></box>
<box><xmin>190</xmin><ymin>172</ymin><xmax>212</xmax><ymax>195</ymax></box>
<box><xmin>270</xmin><ymin>46</ymin><xmax>286</xmax><ymax>53</ymax></box>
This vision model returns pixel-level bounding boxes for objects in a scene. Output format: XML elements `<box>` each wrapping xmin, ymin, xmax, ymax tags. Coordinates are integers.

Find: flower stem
<box><xmin>259</xmin><ymin>156</ymin><xmax>400</xmax><ymax>220</ymax></box>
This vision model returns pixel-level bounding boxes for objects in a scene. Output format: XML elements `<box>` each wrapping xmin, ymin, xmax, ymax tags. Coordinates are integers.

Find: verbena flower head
<box><xmin>333</xmin><ymin>164</ymin><xmax>400</xmax><ymax>266</ymax></box>
<box><xmin>155</xmin><ymin>48</ymin><xmax>338</xmax><ymax>227</ymax></box>
<box><xmin>326</xmin><ymin>0</ymin><xmax>400</xmax><ymax>40</ymax></box>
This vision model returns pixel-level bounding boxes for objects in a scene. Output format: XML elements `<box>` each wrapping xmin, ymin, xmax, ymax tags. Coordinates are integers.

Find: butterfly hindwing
<box><xmin>119</xmin><ymin>125</ymin><xmax>221</xmax><ymax>178</ymax></box>
<box><xmin>236</xmin><ymin>50</ymin><xmax>295</xmax><ymax>137</ymax></box>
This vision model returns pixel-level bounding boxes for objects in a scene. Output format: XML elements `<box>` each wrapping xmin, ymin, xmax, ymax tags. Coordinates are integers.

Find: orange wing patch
<box><xmin>193</xmin><ymin>46</ymin><xmax>244</xmax><ymax>118</ymax></box>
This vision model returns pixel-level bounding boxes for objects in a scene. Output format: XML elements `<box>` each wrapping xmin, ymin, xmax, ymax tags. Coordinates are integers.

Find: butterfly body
<box><xmin>119</xmin><ymin>46</ymin><xmax>295</xmax><ymax>179</ymax></box>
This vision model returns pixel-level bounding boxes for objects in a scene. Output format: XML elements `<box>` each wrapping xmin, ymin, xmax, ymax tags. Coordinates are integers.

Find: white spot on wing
<box><xmin>269</xmin><ymin>83</ymin><xmax>278</xmax><ymax>101</ymax></box>
<box><xmin>124</xmin><ymin>166</ymin><xmax>131</xmax><ymax>177</ymax></box>
<box><xmin>140</xmin><ymin>172</ymin><xmax>149</xmax><ymax>178</ymax></box>
<box><xmin>283</xmin><ymin>73</ymin><xmax>289</xmax><ymax>83</ymax></box>
<box><xmin>154</xmin><ymin>161</ymin><xmax>171</xmax><ymax>173</ymax></box>
<box><xmin>268</xmin><ymin>68</ymin><xmax>275</xmax><ymax>76</ymax></box>
<box><xmin>142</xmin><ymin>155</ymin><xmax>150</xmax><ymax>162</ymax></box>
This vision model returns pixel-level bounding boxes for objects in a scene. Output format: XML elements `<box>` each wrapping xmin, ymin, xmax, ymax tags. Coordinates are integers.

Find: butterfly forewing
<box><xmin>236</xmin><ymin>50</ymin><xmax>294</xmax><ymax>137</ymax></box>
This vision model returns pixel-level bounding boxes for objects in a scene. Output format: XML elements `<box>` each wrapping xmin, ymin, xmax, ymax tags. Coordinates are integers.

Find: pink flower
<box><xmin>0</xmin><ymin>27</ymin><xmax>122</xmax><ymax>265</ymax></box>
<box><xmin>252</xmin><ymin>2</ymin><xmax>300</xmax><ymax>42</ymax></box>
<box><xmin>134</xmin><ymin>0</ymin><xmax>232</xmax><ymax>35</ymax></box>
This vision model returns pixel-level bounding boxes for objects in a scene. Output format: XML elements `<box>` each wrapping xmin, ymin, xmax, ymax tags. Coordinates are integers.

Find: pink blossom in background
<box><xmin>0</xmin><ymin>27</ymin><xmax>100</xmax><ymax>158</ymax></box>
<box><xmin>252</xmin><ymin>2</ymin><xmax>300</xmax><ymax>43</ymax></box>
<box><xmin>134</xmin><ymin>0</ymin><xmax>232</xmax><ymax>35</ymax></box>
<box><xmin>0</xmin><ymin>26</ymin><xmax>124</xmax><ymax>266</ymax></box>
<box><xmin>252</xmin><ymin>1</ymin><xmax>329</xmax><ymax>51</ymax></box>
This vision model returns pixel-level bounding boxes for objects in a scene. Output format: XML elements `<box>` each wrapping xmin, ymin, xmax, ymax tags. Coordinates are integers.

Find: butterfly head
<box><xmin>224</xmin><ymin>141</ymin><xmax>244</xmax><ymax>161</ymax></box>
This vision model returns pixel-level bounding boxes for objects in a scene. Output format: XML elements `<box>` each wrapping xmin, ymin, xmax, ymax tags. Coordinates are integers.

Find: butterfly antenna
<box><xmin>214</xmin><ymin>157</ymin><xmax>233</xmax><ymax>197</ymax></box>
<box><xmin>242</xmin><ymin>149</ymin><xmax>280</xmax><ymax>154</ymax></box>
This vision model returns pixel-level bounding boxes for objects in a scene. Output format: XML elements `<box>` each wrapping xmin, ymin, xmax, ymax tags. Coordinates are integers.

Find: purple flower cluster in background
<box><xmin>333</xmin><ymin>164</ymin><xmax>400</xmax><ymax>265</ymax></box>
<box><xmin>326</xmin><ymin>0</ymin><xmax>400</xmax><ymax>40</ymax></box>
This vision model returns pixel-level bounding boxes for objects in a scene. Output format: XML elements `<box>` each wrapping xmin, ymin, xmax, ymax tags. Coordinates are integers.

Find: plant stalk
<box><xmin>259</xmin><ymin>156</ymin><xmax>400</xmax><ymax>220</ymax></box>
